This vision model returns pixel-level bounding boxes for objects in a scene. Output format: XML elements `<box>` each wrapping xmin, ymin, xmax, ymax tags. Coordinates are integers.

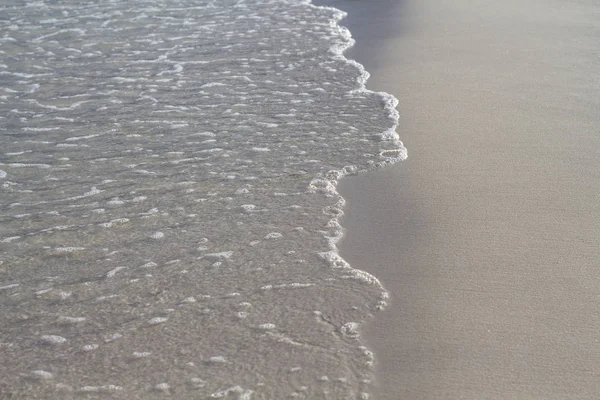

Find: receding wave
<box><xmin>0</xmin><ymin>0</ymin><xmax>405</xmax><ymax>398</ymax></box>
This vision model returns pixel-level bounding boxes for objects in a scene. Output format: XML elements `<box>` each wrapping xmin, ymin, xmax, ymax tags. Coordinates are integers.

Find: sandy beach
<box><xmin>1</xmin><ymin>0</ymin><xmax>597</xmax><ymax>397</ymax></box>
<box><xmin>325</xmin><ymin>0</ymin><xmax>600</xmax><ymax>398</ymax></box>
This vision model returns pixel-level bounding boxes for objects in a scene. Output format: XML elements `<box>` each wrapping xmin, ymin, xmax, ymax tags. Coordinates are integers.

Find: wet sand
<box><xmin>324</xmin><ymin>0</ymin><xmax>600</xmax><ymax>398</ymax></box>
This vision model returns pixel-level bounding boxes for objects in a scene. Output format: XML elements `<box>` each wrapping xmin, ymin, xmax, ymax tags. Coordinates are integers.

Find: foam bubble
<box><xmin>240</xmin><ymin>204</ymin><xmax>256</xmax><ymax>212</ymax></box>
<box><xmin>150</xmin><ymin>231</ymin><xmax>165</xmax><ymax>239</ymax></box>
<box><xmin>340</xmin><ymin>322</ymin><xmax>360</xmax><ymax>338</ymax></box>
<box><xmin>58</xmin><ymin>291</ymin><xmax>72</xmax><ymax>300</ymax></box>
<box><xmin>82</xmin><ymin>344</ymin><xmax>99</xmax><ymax>352</ymax></box>
<box><xmin>140</xmin><ymin>261</ymin><xmax>158</xmax><ymax>268</ymax></box>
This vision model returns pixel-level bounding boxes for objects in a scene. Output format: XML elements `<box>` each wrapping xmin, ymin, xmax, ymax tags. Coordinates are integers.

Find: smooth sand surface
<box><xmin>324</xmin><ymin>0</ymin><xmax>600</xmax><ymax>398</ymax></box>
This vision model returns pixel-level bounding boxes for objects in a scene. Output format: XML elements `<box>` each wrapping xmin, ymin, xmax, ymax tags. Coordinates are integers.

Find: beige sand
<box><xmin>334</xmin><ymin>0</ymin><xmax>600</xmax><ymax>398</ymax></box>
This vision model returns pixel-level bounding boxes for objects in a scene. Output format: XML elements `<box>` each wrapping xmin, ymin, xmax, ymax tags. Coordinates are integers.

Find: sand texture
<box><xmin>329</xmin><ymin>0</ymin><xmax>600</xmax><ymax>398</ymax></box>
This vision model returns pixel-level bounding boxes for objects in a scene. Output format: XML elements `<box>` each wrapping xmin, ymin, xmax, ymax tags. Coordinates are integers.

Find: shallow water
<box><xmin>0</xmin><ymin>0</ymin><xmax>404</xmax><ymax>398</ymax></box>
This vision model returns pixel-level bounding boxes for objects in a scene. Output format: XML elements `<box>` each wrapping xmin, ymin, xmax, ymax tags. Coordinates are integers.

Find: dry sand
<box><xmin>325</xmin><ymin>0</ymin><xmax>600</xmax><ymax>398</ymax></box>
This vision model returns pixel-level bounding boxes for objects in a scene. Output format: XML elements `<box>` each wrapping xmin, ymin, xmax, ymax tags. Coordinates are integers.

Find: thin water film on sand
<box><xmin>0</xmin><ymin>0</ymin><xmax>404</xmax><ymax>398</ymax></box>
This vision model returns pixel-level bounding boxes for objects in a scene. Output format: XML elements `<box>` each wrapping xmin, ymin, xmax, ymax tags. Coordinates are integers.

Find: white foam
<box><xmin>339</xmin><ymin>322</ymin><xmax>360</xmax><ymax>338</ymax></box>
<box><xmin>240</xmin><ymin>204</ymin><xmax>256</xmax><ymax>212</ymax></box>
<box><xmin>56</xmin><ymin>143</ymin><xmax>79</xmax><ymax>148</ymax></box>
<box><xmin>150</xmin><ymin>231</ymin><xmax>165</xmax><ymax>239</ymax></box>
<box><xmin>106</xmin><ymin>266</ymin><xmax>126</xmax><ymax>278</ymax></box>
<box><xmin>65</xmin><ymin>134</ymin><xmax>100</xmax><ymax>141</ymax></box>
<box><xmin>53</xmin><ymin>247</ymin><xmax>85</xmax><ymax>253</ymax></box>
<box><xmin>189</xmin><ymin>377</ymin><xmax>206</xmax><ymax>388</ymax></box>
<box><xmin>31</xmin><ymin>370</ymin><xmax>53</xmax><ymax>379</ymax></box>
<box><xmin>192</xmin><ymin>131</ymin><xmax>215</xmax><ymax>137</ymax></box>
<box><xmin>79</xmin><ymin>385</ymin><xmax>122</xmax><ymax>393</ymax></box>
<box><xmin>148</xmin><ymin>317</ymin><xmax>168</xmax><ymax>325</ymax></box>
<box><xmin>101</xmin><ymin>218</ymin><xmax>129</xmax><ymax>228</ymax></box>
<box><xmin>82</xmin><ymin>344</ymin><xmax>99</xmax><ymax>352</ymax></box>
<box><xmin>140</xmin><ymin>261</ymin><xmax>158</xmax><ymax>268</ymax></box>
<box><xmin>211</xmin><ymin>386</ymin><xmax>253</xmax><ymax>399</ymax></box>
<box><xmin>108</xmin><ymin>198</ymin><xmax>125</xmax><ymax>205</ymax></box>
<box><xmin>204</xmin><ymin>251</ymin><xmax>233</xmax><ymax>261</ymax></box>
<box><xmin>201</xmin><ymin>82</ymin><xmax>226</xmax><ymax>88</ymax></box>
<box><xmin>7</xmin><ymin>163</ymin><xmax>50</xmax><ymax>169</ymax></box>
<box><xmin>341</xmin><ymin>269</ymin><xmax>382</xmax><ymax>286</ymax></box>
<box><xmin>155</xmin><ymin>382</ymin><xmax>171</xmax><ymax>392</ymax></box>
<box><xmin>273</xmin><ymin>282</ymin><xmax>314</xmax><ymax>289</ymax></box>
<box><xmin>104</xmin><ymin>333</ymin><xmax>123</xmax><ymax>343</ymax></box>
<box><xmin>59</xmin><ymin>316</ymin><xmax>86</xmax><ymax>323</ymax></box>
<box><xmin>0</xmin><ymin>283</ymin><xmax>19</xmax><ymax>290</ymax></box>
<box><xmin>58</xmin><ymin>291</ymin><xmax>72</xmax><ymax>300</ymax></box>
<box><xmin>181</xmin><ymin>296</ymin><xmax>196</xmax><ymax>303</ymax></box>
<box><xmin>40</xmin><ymin>335</ymin><xmax>67</xmax><ymax>345</ymax></box>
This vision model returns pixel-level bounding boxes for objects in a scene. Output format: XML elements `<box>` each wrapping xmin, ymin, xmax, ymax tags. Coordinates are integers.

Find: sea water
<box><xmin>0</xmin><ymin>0</ymin><xmax>405</xmax><ymax>398</ymax></box>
